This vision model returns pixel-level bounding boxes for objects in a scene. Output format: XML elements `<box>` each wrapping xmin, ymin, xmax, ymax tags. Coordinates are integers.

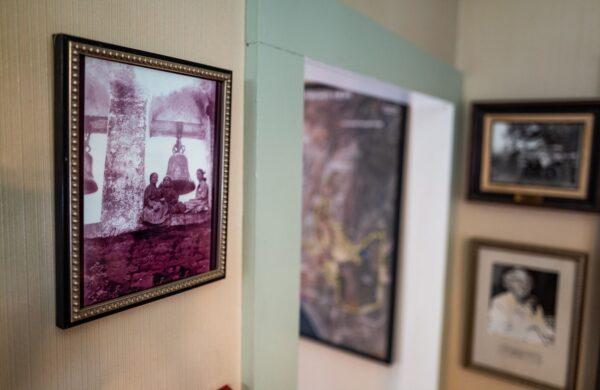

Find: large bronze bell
<box><xmin>166</xmin><ymin>153</ymin><xmax>196</xmax><ymax>195</ymax></box>
<box><xmin>83</xmin><ymin>146</ymin><xmax>98</xmax><ymax>195</ymax></box>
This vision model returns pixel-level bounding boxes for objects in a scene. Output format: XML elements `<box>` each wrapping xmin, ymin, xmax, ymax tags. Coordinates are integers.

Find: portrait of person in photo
<box><xmin>488</xmin><ymin>265</ymin><xmax>558</xmax><ymax>346</ymax></box>
<box><xmin>467</xmin><ymin>241</ymin><xmax>586</xmax><ymax>389</ymax></box>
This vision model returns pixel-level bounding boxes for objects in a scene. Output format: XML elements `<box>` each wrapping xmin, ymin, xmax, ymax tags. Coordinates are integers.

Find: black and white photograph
<box><xmin>488</xmin><ymin>120</ymin><xmax>585</xmax><ymax>191</ymax></box>
<box><xmin>488</xmin><ymin>265</ymin><xmax>558</xmax><ymax>346</ymax></box>
<box><xmin>467</xmin><ymin>101</ymin><xmax>600</xmax><ymax>211</ymax></box>
<box><xmin>54</xmin><ymin>34</ymin><xmax>232</xmax><ymax>328</ymax></box>
<box><xmin>466</xmin><ymin>239</ymin><xmax>586</xmax><ymax>390</ymax></box>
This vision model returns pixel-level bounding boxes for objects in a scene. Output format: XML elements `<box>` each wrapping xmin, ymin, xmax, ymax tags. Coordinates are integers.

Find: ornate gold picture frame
<box><xmin>54</xmin><ymin>34</ymin><xmax>232</xmax><ymax>328</ymax></box>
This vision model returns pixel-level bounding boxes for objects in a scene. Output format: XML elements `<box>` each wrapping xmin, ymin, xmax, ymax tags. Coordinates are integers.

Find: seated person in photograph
<box><xmin>186</xmin><ymin>168</ymin><xmax>210</xmax><ymax>214</ymax></box>
<box><xmin>141</xmin><ymin>172</ymin><xmax>169</xmax><ymax>225</ymax></box>
<box><xmin>488</xmin><ymin>267</ymin><xmax>555</xmax><ymax>346</ymax></box>
<box><xmin>159</xmin><ymin>175</ymin><xmax>186</xmax><ymax>214</ymax></box>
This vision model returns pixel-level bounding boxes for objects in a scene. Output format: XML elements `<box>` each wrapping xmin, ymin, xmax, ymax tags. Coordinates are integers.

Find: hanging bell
<box><xmin>83</xmin><ymin>150</ymin><xmax>98</xmax><ymax>195</ymax></box>
<box><xmin>166</xmin><ymin>153</ymin><xmax>196</xmax><ymax>195</ymax></box>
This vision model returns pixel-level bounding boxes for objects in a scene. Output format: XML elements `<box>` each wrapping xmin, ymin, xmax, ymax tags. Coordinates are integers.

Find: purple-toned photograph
<box><xmin>82</xmin><ymin>57</ymin><xmax>217</xmax><ymax>306</ymax></box>
<box><xmin>300</xmin><ymin>83</ymin><xmax>406</xmax><ymax>362</ymax></box>
<box><xmin>55</xmin><ymin>35</ymin><xmax>232</xmax><ymax>327</ymax></box>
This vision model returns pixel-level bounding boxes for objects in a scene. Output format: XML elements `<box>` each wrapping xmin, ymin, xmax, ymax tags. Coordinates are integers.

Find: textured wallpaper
<box><xmin>0</xmin><ymin>1</ymin><xmax>244</xmax><ymax>389</ymax></box>
<box><xmin>445</xmin><ymin>1</ymin><xmax>600</xmax><ymax>389</ymax></box>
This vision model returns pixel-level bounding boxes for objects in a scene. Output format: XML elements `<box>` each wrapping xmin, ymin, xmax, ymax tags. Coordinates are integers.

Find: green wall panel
<box><xmin>243</xmin><ymin>42</ymin><xmax>303</xmax><ymax>390</ymax></box>
<box><xmin>244</xmin><ymin>1</ymin><xmax>463</xmax><ymax>389</ymax></box>
<box><xmin>248</xmin><ymin>0</ymin><xmax>462</xmax><ymax>103</ymax></box>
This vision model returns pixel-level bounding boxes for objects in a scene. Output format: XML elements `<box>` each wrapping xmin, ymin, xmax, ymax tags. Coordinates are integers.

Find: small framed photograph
<box><xmin>466</xmin><ymin>239</ymin><xmax>586</xmax><ymax>389</ymax></box>
<box><xmin>468</xmin><ymin>101</ymin><xmax>600</xmax><ymax>211</ymax></box>
<box><xmin>54</xmin><ymin>34</ymin><xmax>232</xmax><ymax>328</ymax></box>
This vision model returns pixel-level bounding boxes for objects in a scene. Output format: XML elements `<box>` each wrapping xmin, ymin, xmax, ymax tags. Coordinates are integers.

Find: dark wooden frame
<box><xmin>467</xmin><ymin>100</ymin><xmax>600</xmax><ymax>211</ymax></box>
<box><xmin>54</xmin><ymin>34</ymin><xmax>232</xmax><ymax>328</ymax></box>
<box><xmin>597</xmin><ymin>347</ymin><xmax>600</xmax><ymax>390</ymax></box>
<box><xmin>597</xmin><ymin>345</ymin><xmax>600</xmax><ymax>390</ymax></box>
<box><xmin>465</xmin><ymin>238</ymin><xmax>587</xmax><ymax>390</ymax></box>
<box><xmin>299</xmin><ymin>83</ymin><xmax>409</xmax><ymax>364</ymax></box>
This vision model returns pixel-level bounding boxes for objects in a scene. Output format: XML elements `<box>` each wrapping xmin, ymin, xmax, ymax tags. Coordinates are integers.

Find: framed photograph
<box><xmin>54</xmin><ymin>34</ymin><xmax>232</xmax><ymax>328</ymax></box>
<box><xmin>468</xmin><ymin>101</ymin><xmax>600</xmax><ymax>211</ymax></box>
<box><xmin>466</xmin><ymin>239</ymin><xmax>586</xmax><ymax>389</ymax></box>
<box><xmin>299</xmin><ymin>83</ymin><xmax>407</xmax><ymax>362</ymax></box>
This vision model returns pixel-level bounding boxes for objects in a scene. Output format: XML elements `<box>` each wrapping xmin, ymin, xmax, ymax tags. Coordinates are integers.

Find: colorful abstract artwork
<box><xmin>300</xmin><ymin>83</ymin><xmax>407</xmax><ymax>362</ymax></box>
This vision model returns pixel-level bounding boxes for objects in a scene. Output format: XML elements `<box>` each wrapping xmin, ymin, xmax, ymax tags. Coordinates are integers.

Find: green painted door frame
<box><xmin>243</xmin><ymin>1</ymin><xmax>462</xmax><ymax>389</ymax></box>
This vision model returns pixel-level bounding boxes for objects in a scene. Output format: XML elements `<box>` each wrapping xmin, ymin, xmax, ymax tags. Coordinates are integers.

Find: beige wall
<box><xmin>341</xmin><ymin>0</ymin><xmax>459</xmax><ymax>65</ymax></box>
<box><xmin>444</xmin><ymin>1</ymin><xmax>600</xmax><ymax>390</ymax></box>
<box><xmin>0</xmin><ymin>1</ymin><xmax>244</xmax><ymax>389</ymax></box>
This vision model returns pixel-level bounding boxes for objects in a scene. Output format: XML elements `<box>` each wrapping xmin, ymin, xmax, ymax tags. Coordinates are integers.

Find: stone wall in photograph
<box><xmin>83</xmin><ymin>217</ymin><xmax>212</xmax><ymax>306</ymax></box>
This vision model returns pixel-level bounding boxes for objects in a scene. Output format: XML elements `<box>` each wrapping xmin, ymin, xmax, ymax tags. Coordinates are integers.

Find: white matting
<box><xmin>298</xmin><ymin>58</ymin><xmax>456</xmax><ymax>390</ymax></box>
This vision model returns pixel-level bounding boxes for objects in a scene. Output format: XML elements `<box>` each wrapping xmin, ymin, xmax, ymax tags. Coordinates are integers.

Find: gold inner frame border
<box><xmin>67</xmin><ymin>41</ymin><xmax>232</xmax><ymax>322</ymax></box>
<box><xmin>480</xmin><ymin>113</ymin><xmax>594</xmax><ymax>199</ymax></box>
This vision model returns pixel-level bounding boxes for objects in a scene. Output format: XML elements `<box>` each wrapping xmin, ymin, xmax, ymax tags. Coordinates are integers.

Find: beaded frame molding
<box><xmin>54</xmin><ymin>34</ymin><xmax>232</xmax><ymax>328</ymax></box>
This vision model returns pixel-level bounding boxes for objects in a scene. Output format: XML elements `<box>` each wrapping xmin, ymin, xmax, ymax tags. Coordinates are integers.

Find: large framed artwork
<box><xmin>54</xmin><ymin>34</ymin><xmax>232</xmax><ymax>328</ymax></box>
<box><xmin>468</xmin><ymin>101</ymin><xmax>600</xmax><ymax>211</ymax></box>
<box><xmin>300</xmin><ymin>82</ymin><xmax>407</xmax><ymax>362</ymax></box>
<box><xmin>466</xmin><ymin>239</ymin><xmax>586</xmax><ymax>389</ymax></box>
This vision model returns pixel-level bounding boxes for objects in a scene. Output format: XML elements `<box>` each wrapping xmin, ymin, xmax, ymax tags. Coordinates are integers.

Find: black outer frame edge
<box><xmin>466</xmin><ymin>104</ymin><xmax>484</xmax><ymax>200</ymax></box>
<box><xmin>299</xmin><ymin>84</ymin><xmax>408</xmax><ymax>364</ymax></box>
<box><xmin>563</xmin><ymin>250</ymin><xmax>587</xmax><ymax>390</ymax></box>
<box><xmin>462</xmin><ymin>239</ymin><xmax>479</xmax><ymax>369</ymax></box>
<box><xmin>54</xmin><ymin>34</ymin><xmax>71</xmax><ymax>328</ymax></box>
<box><xmin>588</xmin><ymin>111</ymin><xmax>600</xmax><ymax>208</ymax></box>
<box><xmin>597</xmin><ymin>343</ymin><xmax>600</xmax><ymax>390</ymax></box>
<box><xmin>208</xmin><ymin>76</ymin><xmax>226</xmax><ymax>273</ymax></box>
<box><xmin>466</xmin><ymin>100</ymin><xmax>600</xmax><ymax>213</ymax></box>
<box><xmin>53</xmin><ymin>33</ymin><xmax>231</xmax><ymax>328</ymax></box>
<box><xmin>384</xmin><ymin>103</ymin><xmax>409</xmax><ymax>364</ymax></box>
